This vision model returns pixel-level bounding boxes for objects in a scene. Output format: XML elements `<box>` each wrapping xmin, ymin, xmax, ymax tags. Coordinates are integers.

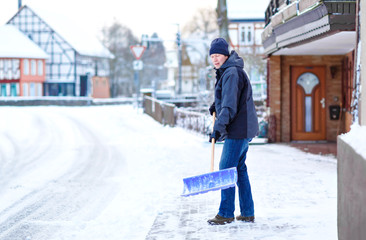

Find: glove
<box><xmin>209</xmin><ymin>130</ymin><xmax>221</xmax><ymax>143</ymax></box>
<box><xmin>209</xmin><ymin>102</ymin><xmax>215</xmax><ymax>116</ymax></box>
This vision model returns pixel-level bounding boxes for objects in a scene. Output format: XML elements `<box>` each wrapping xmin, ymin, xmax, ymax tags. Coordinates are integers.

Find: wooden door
<box><xmin>291</xmin><ymin>66</ymin><xmax>326</xmax><ymax>141</ymax></box>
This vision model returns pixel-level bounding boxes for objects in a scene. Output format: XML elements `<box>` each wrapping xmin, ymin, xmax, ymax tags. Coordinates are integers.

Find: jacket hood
<box><xmin>220</xmin><ymin>50</ymin><xmax>244</xmax><ymax>70</ymax></box>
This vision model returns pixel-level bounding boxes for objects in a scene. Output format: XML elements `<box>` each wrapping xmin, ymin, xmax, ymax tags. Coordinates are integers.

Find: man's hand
<box><xmin>209</xmin><ymin>131</ymin><xmax>221</xmax><ymax>143</ymax></box>
<box><xmin>209</xmin><ymin>103</ymin><xmax>215</xmax><ymax>116</ymax></box>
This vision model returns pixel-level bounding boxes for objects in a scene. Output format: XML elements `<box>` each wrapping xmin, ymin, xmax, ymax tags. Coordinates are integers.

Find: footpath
<box><xmin>145</xmin><ymin>143</ymin><xmax>338</xmax><ymax>240</ymax></box>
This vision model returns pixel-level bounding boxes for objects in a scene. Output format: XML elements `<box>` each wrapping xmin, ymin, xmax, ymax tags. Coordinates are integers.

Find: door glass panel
<box><xmin>305</xmin><ymin>96</ymin><xmax>312</xmax><ymax>132</ymax></box>
<box><xmin>297</xmin><ymin>72</ymin><xmax>320</xmax><ymax>132</ymax></box>
<box><xmin>297</xmin><ymin>72</ymin><xmax>319</xmax><ymax>94</ymax></box>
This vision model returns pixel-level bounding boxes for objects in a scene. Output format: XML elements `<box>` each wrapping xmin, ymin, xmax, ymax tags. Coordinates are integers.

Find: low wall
<box><xmin>143</xmin><ymin>96</ymin><xmax>211</xmax><ymax>135</ymax></box>
<box><xmin>143</xmin><ymin>96</ymin><xmax>176</xmax><ymax>127</ymax></box>
<box><xmin>337</xmin><ymin>137</ymin><xmax>366</xmax><ymax>240</ymax></box>
<box><xmin>0</xmin><ymin>97</ymin><xmax>133</xmax><ymax>106</ymax></box>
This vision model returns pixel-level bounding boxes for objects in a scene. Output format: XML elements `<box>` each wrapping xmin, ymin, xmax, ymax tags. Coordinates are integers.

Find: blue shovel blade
<box><xmin>181</xmin><ymin>167</ymin><xmax>237</xmax><ymax>197</ymax></box>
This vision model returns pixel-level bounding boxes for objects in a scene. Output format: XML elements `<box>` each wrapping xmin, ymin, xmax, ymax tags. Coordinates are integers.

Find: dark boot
<box><xmin>207</xmin><ymin>214</ymin><xmax>234</xmax><ymax>225</ymax></box>
<box><xmin>236</xmin><ymin>215</ymin><xmax>255</xmax><ymax>222</ymax></box>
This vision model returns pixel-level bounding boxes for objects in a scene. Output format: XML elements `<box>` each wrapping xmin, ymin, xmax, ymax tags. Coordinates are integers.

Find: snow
<box><xmin>0</xmin><ymin>25</ymin><xmax>48</xmax><ymax>59</ymax></box>
<box><xmin>0</xmin><ymin>105</ymin><xmax>337</xmax><ymax>239</ymax></box>
<box><xmin>339</xmin><ymin>123</ymin><xmax>366</xmax><ymax>159</ymax></box>
<box><xmin>22</xmin><ymin>5</ymin><xmax>114</xmax><ymax>59</ymax></box>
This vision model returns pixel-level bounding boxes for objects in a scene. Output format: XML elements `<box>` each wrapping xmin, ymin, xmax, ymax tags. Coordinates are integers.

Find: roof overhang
<box><xmin>229</xmin><ymin>18</ymin><xmax>265</xmax><ymax>23</ymax></box>
<box><xmin>262</xmin><ymin>1</ymin><xmax>356</xmax><ymax>56</ymax></box>
<box><xmin>272</xmin><ymin>31</ymin><xmax>356</xmax><ymax>55</ymax></box>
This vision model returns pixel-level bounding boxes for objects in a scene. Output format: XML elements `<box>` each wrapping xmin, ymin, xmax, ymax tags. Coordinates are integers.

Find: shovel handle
<box><xmin>211</xmin><ymin>112</ymin><xmax>216</xmax><ymax>172</ymax></box>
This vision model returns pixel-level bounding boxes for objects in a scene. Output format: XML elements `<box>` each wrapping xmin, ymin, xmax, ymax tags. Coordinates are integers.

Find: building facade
<box><xmin>0</xmin><ymin>25</ymin><xmax>47</xmax><ymax>97</ymax></box>
<box><xmin>337</xmin><ymin>1</ymin><xmax>366</xmax><ymax>239</ymax></box>
<box><xmin>229</xmin><ymin>18</ymin><xmax>267</xmax><ymax>102</ymax></box>
<box><xmin>7</xmin><ymin>5</ymin><xmax>113</xmax><ymax>97</ymax></box>
<box><xmin>262</xmin><ymin>0</ymin><xmax>356</xmax><ymax>142</ymax></box>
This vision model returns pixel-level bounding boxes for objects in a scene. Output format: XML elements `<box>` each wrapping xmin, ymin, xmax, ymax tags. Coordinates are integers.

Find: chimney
<box><xmin>18</xmin><ymin>0</ymin><xmax>22</xmax><ymax>9</ymax></box>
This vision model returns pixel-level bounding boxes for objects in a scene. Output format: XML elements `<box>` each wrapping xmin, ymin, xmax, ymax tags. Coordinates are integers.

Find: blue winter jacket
<box><xmin>213</xmin><ymin>50</ymin><xmax>259</xmax><ymax>140</ymax></box>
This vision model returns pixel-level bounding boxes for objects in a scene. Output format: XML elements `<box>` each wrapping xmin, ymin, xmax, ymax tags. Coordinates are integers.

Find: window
<box><xmin>31</xmin><ymin>60</ymin><xmax>36</xmax><ymax>75</ymax></box>
<box><xmin>12</xmin><ymin>59</ymin><xmax>20</xmax><ymax>79</ymax></box>
<box><xmin>0</xmin><ymin>60</ymin><xmax>3</xmax><ymax>80</ymax></box>
<box><xmin>4</xmin><ymin>60</ymin><xmax>11</xmax><ymax>79</ymax></box>
<box><xmin>37</xmin><ymin>83</ymin><xmax>43</xmax><ymax>96</ymax></box>
<box><xmin>30</xmin><ymin>83</ymin><xmax>36</xmax><ymax>96</ymax></box>
<box><xmin>23</xmin><ymin>83</ymin><xmax>28</xmax><ymax>96</ymax></box>
<box><xmin>23</xmin><ymin>59</ymin><xmax>29</xmax><ymax>75</ymax></box>
<box><xmin>247</xmin><ymin>26</ymin><xmax>252</xmax><ymax>43</ymax></box>
<box><xmin>239</xmin><ymin>24</ymin><xmax>254</xmax><ymax>45</ymax></box>
<box><xmin>38</xmin><ymin>60</ymin><xmax>43</xmax><ymax>75</ymax></box>
<box><xmin>0</xmin><ymin>84</ymin><xmax>5</xmax><ymax>96</ymax></box>
<box><xmin>10</xmin><ymin>83</ymin><xmax>18</xmax><ymax>96</ymax></box>
<box><xmin>241</xmin><ymin>27</ymin><xmax>246</xmax><ymax>43</ymax></box>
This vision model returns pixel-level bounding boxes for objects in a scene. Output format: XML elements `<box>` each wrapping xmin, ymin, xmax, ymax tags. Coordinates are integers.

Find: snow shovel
<box><xmin>181</xmin><ymin>112</ymin><xmax>237</xmax><ymax>197</ymax></box>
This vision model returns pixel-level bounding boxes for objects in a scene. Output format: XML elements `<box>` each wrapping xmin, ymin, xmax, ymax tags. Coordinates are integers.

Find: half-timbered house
<box><xmin>7</xmin><ymin>5</ymin><xmax>113</xmax><ymax>97</ymax></box>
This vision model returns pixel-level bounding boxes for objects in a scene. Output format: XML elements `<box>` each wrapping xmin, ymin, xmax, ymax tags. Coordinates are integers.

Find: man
<box><xmin>207</xmin><ymin>38</ymin><xmax>259</xmax><ymax>225</ymax></box>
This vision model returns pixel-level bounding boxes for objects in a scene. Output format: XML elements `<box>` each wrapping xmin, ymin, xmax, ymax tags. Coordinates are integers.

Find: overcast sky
<box><xmin>0</xmin><ymin>0</ymin><xmax>218</xmax><ymax>41</ymax></box>
<box><xmin>0</xmin><ymin>0</ymin><xmax>269</xmax><ymax>37</ymax></box>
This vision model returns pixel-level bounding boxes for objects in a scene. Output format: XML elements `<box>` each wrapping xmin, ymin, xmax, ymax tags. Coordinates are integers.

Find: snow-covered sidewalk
<box><xmin>0</xmin><ymin>105</ymin><xmax>337</xmax><ymax>240</ymax></box>
<box><xmin>146</xmin><ymin>143</ymin><xmax>337</xmax><ymax>240</ymax></box>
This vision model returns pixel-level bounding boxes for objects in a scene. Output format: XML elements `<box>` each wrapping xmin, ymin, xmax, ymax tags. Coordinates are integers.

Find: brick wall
<box><xmin>268</xmin><ymin>56</ymin><xmax>282</xmax><ymax>142</ymax></box>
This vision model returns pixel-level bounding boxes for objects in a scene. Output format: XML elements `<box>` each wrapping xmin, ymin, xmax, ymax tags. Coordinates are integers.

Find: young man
<box><xmin>207</xmin><ymin>38</ymin><xmax>259</xmax><ymax>225</ymax></box>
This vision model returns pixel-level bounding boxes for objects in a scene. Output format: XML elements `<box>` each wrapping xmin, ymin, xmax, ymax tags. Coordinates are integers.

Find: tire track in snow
<box><xmin>0</xmin><ymin>108</ymin><xmax>125</xmax><ymax>240</ymax></box>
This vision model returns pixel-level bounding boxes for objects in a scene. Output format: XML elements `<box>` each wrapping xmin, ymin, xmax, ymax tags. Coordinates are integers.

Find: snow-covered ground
<box><xmin>0</xmin><ymin>105</ymin><xmax>337</xmax><ymax>239</ymax></box>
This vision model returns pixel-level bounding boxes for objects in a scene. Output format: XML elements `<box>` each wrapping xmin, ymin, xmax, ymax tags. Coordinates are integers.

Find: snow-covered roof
<box><xmin>227</xmin><ymin>0</ymin><xmax>269</xmax><ymax>19</ymax></box>
<box><xmin>17</xmin><ymin>5</ymin><xmax>113</xmax><ymax>59</ymax></box>
<box><xmin>0</xmin><ymin>24</ymin><xmax>48</xmax><ymax>59</ymax></box>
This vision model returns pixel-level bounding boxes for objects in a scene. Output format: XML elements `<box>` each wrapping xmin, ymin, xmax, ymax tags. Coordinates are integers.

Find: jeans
<box><xmin>218</xmin><ymin>138</ymin><xmax>254</xmax><ymax>218</ymax></box>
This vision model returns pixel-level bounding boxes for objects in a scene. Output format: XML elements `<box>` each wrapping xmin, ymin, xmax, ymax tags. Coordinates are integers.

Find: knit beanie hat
<box><xmin>209</xmin><ymin>38</ymin><xmax>229</xmax><ymax>56</ymax></box>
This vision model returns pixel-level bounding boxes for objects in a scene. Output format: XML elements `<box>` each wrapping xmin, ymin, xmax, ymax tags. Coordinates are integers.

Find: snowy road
<box><xmin>0</xmin><ymin>105</ymin><xmax>337</xmax><ymax>239</ymax></box>
<box><xmin>0</xmin><ymin>107</ymin><xmax>125</xmax><ymax>239</ymax></box>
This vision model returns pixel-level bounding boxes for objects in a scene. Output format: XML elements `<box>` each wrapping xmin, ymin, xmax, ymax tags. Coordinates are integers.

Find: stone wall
<box><xmin>337</xmin><ymin>137</ymin><xmax>366</xmax><ymax>240</ymax></box>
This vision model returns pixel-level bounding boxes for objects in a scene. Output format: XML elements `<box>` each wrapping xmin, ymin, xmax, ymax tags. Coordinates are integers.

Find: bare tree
<box><xmin>216</xmin><ymin>0</ymin><xmax>229</xmax><ymax>42</ymax></box>
<box><xmin>182</xmin><ymin>8</ymin><xmax>219</xmax><ymax>103</ymax></box>
<box><xmin>182</xmin><ymin>8</ymin><xmax>218</xmax><ymax>40</ymax></box>
<box><xmin>182</xmin><ymin>8</ymin><xmax>218</xmax><ymax>67</ymax></box>
<box><xmin>101</xmin><ymin>20</ymin><xmax>139</xmax><ymax>97</ymax></box>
